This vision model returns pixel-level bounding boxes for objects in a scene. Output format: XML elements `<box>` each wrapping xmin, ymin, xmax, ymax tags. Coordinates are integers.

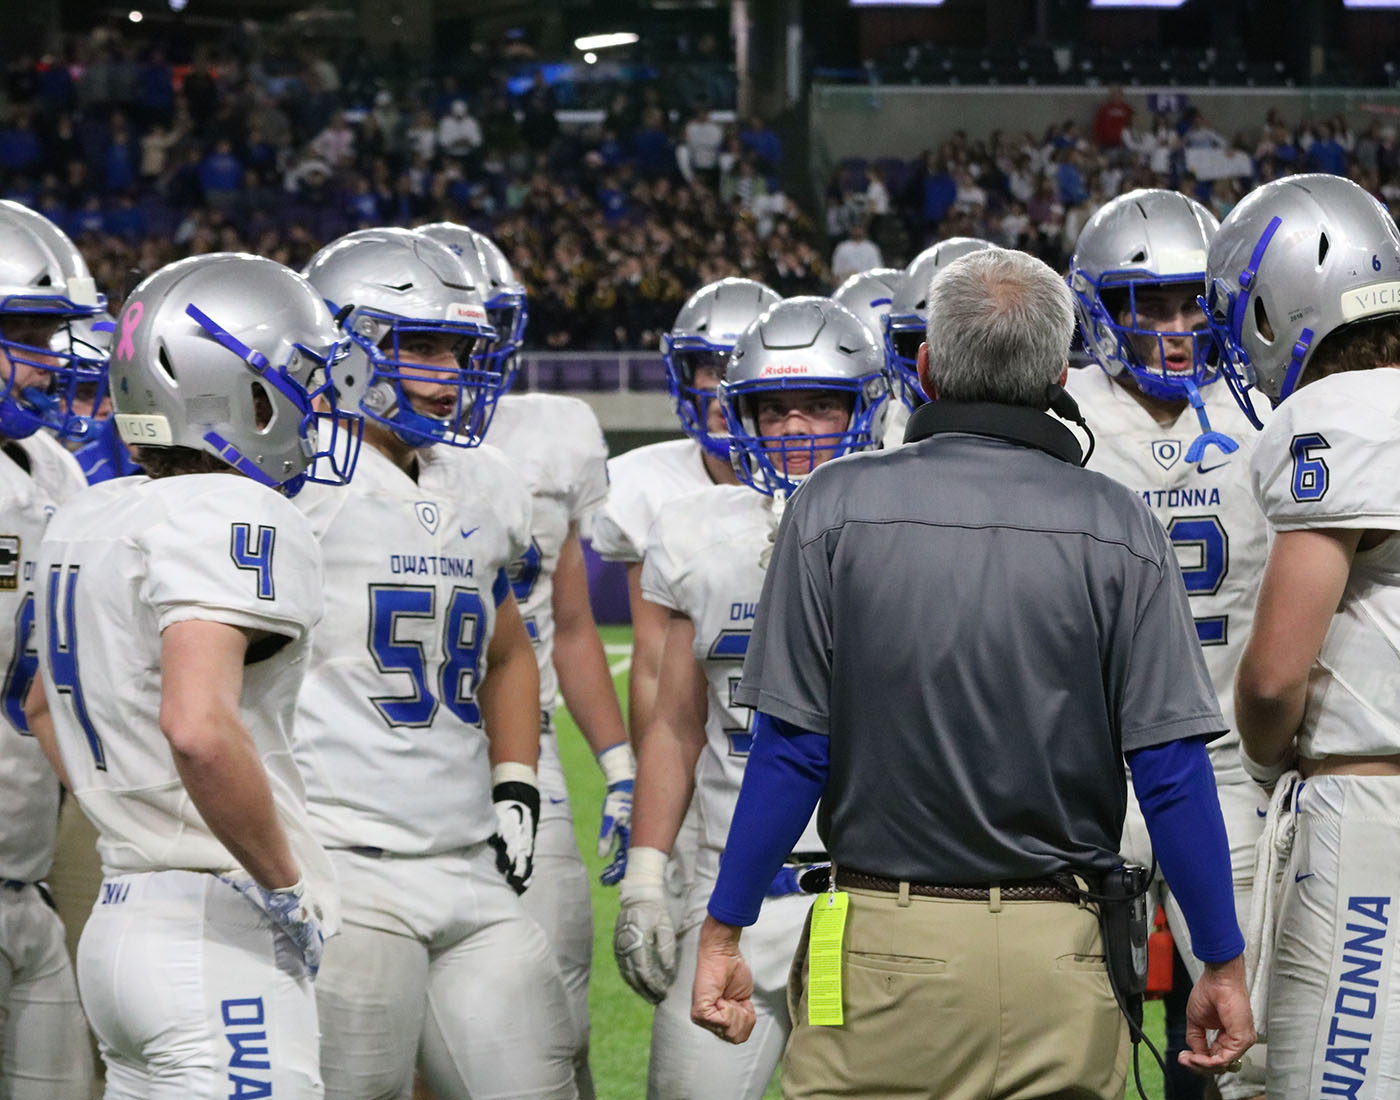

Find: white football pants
<box><xmin>524</xmin><ymin>728</ymin><xmax>595</xmax><ymax>1099</ymax></box>
<box><xmin>1121</xmin><ymin>776</ymin><xmax>1266</xmax><ymax>1099</ymax></box>
<box><xmin>317</xmin><ymin>843</ymin><xmax>577</xmax><ymax>1100</ymax></box>
<box><xmin>647</xmin><ymin>878</ymin><xmax>809</xmax><ymax>1100</ymax></box>
<box><xmin>1266</xmin><ymin>775</ymin><xmax>1400</xmax><ymax>1100</ymax></box>
<box><xmin>0</xmin><ymin>882</ymin><xmax>94</xmax><ymax>1099</ymax></box>
<box><xmin>77</xmin><ymin>869</ymin><xmax>322</xmax><ymax>1099</ymax></box>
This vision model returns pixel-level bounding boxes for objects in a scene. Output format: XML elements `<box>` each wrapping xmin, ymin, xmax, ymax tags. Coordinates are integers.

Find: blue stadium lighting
<box><xmin>1089</xmin><ymin>0</ymin><xmax>1188</xmax><ymax>6</ymax></box>
<box><xmin>1343</xmin><ymin>0</ymin><xmax>1400</xmax><ymax>7</ymax></box>
<box><xmin>849</xmin><ymin>1</ymin><xmax>946</xmax><ymax>6</ymax></box>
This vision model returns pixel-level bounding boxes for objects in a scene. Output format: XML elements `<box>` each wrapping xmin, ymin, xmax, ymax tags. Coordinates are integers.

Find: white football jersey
<box><xmin>14</xmin><ymin>430</ymin><xmax>88</xmax><ymax>509</ymax></box>
<box><xmin>641</xmin><ymin>484</ymin><xmax>823</xmax><ymax>866</ymax></box>
<box><xmin>0</xmin><ymin>447</ymin><xmax>63</xmax><ymax>882</ymax></box>
<box><xmin>487</xmin><ymin>394</ymin><xmax>610</xmax><ymax>707</ymax></box>
<box><xmin>1251</xmin><ymin>370</ymin><xmax>1400</xmax><ymax>759</ymax></box>
<box><xmin>486</xmin><ymin>394</ymin><xmax>610</xmax><ymax>815</ymax></box>
<box><xmin>34</xmin><ymin>473</ymin><xmax>336</xmax><ymax>923</ymax></box>
<box><xmin>293</xmin><ymin>443</ymin><xmax>532</xmax><ymax>855</ymax></box>
<box><xmin>590</xmin><ymin>438</ymin><xmax>714</xmax><ymax>563</ymax></box>
<box><xmin>882</xmin><ymin>397</ymin><xmax>911</xmax><ymax>450</ymax></box>
<box><xmin>1066</xmin><ymin>367</ymin><xmax>1270</xmax><ymax>782</ymax></box>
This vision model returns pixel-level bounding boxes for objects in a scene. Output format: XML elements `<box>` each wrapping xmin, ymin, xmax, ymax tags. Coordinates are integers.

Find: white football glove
<box><xmin>489</xmin><ymin>763</ymin><xmax>540</xmax><ymax>895</ymax></box>
<box><xmin>613</xmin><ymin>846</ymin><xmax>676</xmax><ymax>1004</ymax></box>
<box><xmin>220</xmin><ymin>873</ymin><xmax>325</xmax><ymax>978</ymax></box>
<box><xmin>596</xmin><ymin>742</ymin><xmax>635</xmax><ymax>887</ymax></box>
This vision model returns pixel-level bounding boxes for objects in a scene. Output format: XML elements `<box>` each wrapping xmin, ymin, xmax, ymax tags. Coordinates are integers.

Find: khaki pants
<box><xmin>782</xmin><ymin>886</ymin><xmax>1130</xmax><ymax>1100</ymax></box>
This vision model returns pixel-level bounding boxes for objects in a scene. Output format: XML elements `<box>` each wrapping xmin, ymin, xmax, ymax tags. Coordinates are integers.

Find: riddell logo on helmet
<box><xmin>759</xmin><ymin>364</ymin><xmax>814</xmax><ymax>376</ymax></box>
<box><xmin>446</xmin><ymin>302</ymin><xmax>487</xmax><ymax>322</ymax></box>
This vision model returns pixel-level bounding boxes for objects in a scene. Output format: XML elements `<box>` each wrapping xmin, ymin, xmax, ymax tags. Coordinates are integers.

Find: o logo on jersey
<box><xmin>1151</xmin><ymin>440</ymin><xmax>1182</xmax><ymax>470</ymax></box>
<box><xmin>414</xmin><ymin>502</ymin><xmax>441</xmax><ymax>535</ymax></box>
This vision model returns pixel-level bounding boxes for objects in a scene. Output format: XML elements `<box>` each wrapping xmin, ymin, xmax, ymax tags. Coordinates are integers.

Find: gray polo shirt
<box><xmin>735</xmin><ymin>402</ymin><xmax>1226</xmax><ymax>883</ymax></box>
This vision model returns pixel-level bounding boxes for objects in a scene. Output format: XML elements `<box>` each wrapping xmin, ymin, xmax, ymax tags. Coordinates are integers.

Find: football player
<box><xmin>615</xmin><ymin>298</ymin><xmax>892</xmax><ymax>1099</ymax></box>
<box><xmin>421</xmin><ymin>221</ymin><xmax>630</xmax><ymax>1100</ymax></box>
<box><xmin>299</xmin><ymin>227</ymin><xmax>577</xmax><ymax>1100</ymax></box>
<box><xmin>0</xmin><ymin>204</ymin><xmax>102</xmax><ymax>1100</ymax></box>
<box><xmin>832</xmin><ymin>266</ymin><xmax>908</xmax><ymax>447</ymax></box>
<box><xmin>1068</xmin><ymin>189</ymin><xmax>1271</xmax><ymax>1100</ymax></box>
<box><xmin>1206</xmin><ymin>174</ymin><xmax>1400</xmax><ymax>1100</ymax></box>
<box><xmin>27</xmin><ymin>252</ymin><xmax>364</xmax><ymax>1097</ymax></box>
<box><xmin>590</xmin><ymin>278</ymin><xmax>780</xmax><ymax>925</ymax></box>
<box><xmin>884</xmin><ymin>237</ymin><xmax>997</xmax><ymax>411</ymax></box>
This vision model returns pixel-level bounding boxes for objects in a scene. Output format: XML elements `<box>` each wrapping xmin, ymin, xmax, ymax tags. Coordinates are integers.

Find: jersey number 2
<box><xmin>367</xmin><ymin>585</ymin><xmax>486</xmax><ymax>728</ymax></box>
<box><xmin>1166</xmin><ymin>515</ymin><xmax>1229</xmax><ymax>647</ymax></box>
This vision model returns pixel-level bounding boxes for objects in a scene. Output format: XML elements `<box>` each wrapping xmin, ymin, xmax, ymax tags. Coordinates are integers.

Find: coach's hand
<box><xmin>692</xmin><ymin>915</ymin><xmax>756</xmax><ymax>1044</ymax></box>
<box><xmin>596</xmin><ymin>742</ymin><xmax>635</xmax><ymax>886</ymax></box>
<box><xmin>221</xmin><ymin>873</ymin><xmax>326</xmax><ymax>979</ymax></box>
<box><xmin>614</xmin><ymin>846</ymin><xmax>677</xmax><ymax>1003</ymax></box>
<box><xmin>1180</xmin><ymin>954</ymin><xmax>1256</xmax><ymax>1075</ymax></box>
<box><xmin>489</xmin><ymin>766</ymin><xmax>541</xmax><ymax>895</ymax></box>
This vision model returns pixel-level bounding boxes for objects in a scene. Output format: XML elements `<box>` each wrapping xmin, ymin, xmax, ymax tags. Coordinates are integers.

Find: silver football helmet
<box><xmin>304</xmin><ymin>227</ymin><xmax>499</xmax><ymax>448</ymax></box>
<box><xmin>1069</xmin><ymin>189</ymin><xmax>1219</xmax><ymax>400</ymax></box>
<box><xmin>721</xmin><ymin>296</ymin><xmax>890</xmax><ymax>496</ymax></box>
<box><xmin>664</xmin><ymin>278</ymin><xmax>782</xmax><ymax>460</ymax></box>
<box><xmin>0</xmin><ymin>205</ymin><xmax>104</xmax><ymax>441</ymax></box>
<box><xmin>111</xmin><ymin>253</ymin><xmax>366</xmax><ymax>494</ymax></box>
<box><xmin>885</xmin><ymin>238</ymin><xmax>997</xmax><ymax>405</ymax></box>
<box><xmin>1203</xmin><ymin>173</ymin><xmax>1400</xmax><ymax>428</ymax></box>
<box><xmin>833</xmin><ymin>267</ymin><xmax>905</xmax><ymax>343</ymax></box>
<box><xmin>418</xmin><ymin>221</ymin><xmax>529</xmax><ymax>396</ymax></box>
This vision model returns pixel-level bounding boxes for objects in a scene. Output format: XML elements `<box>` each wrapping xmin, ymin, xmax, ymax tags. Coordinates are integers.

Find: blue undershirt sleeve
<box><xmin>707</xmin><ymin>711</ymin><xmax>829</xmax><ymax>927</ymax></box>
<box><xmin>1126</xmin><ymin>736</ymin><xmax>1245</xmax><ymax>963</ymax></box>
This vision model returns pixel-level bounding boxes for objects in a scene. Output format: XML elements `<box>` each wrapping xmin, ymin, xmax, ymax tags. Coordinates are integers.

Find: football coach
<box><xmin>690</xmin><ymin>248</ymin><xmax>1255</xmax><ymax>1099</ymax></box>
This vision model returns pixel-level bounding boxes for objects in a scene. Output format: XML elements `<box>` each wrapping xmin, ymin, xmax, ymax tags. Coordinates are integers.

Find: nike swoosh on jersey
<box><xmin>1256</xmin><ymin>807</ymin><xmax>1269</xmax><ymax>818</ymax></box>
<box><xmin>460</xmin><ymin>526</ymin><xmax>479</xmax><ymax>539</ymax></box>
<box><xmin>1295</xmin><ymin>872</ymin><xmax>1314</xmax><ymax>882</ymax></box>
<box><xmin>548</xmin><ymin>796</ymin><xmax>569</xmax><ymax>805</ymax></box>
<box><xmin>1196</xmin><ymin>461</ymin><xmax>1230</xmax><ymax>474</ymax></box>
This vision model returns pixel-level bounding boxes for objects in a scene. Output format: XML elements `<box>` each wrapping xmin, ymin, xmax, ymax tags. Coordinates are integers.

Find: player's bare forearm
<box><xmin>483</xmin><ymin>590</ymin><xmax>541</xmax><ymax>770</ymax></box>
<box><xmin>160</xmin><ymin>620</ymin><xmax>299</xmax><ymax>891</ymax></box>
<box><xmin>553</xmin><ymin>527</ymin><xmax>628</xmax><ymax>756</ymax></box>
<box><xmin>631</xmin><ymin>613</ymin><xmax>707</xmax><ymax>854</ymax></box>
<box><xmin>23</xmin><ymin>677</ymin><xmax>74</xmax><ymax>791</ymax></box>
<box><xmin>1235</xmin><ymin>527</ymin><xmax>1359</xmax><ymax>764</ymax></box>
<box><xmin>627</xmin><ymin>563</ymin><xmax>670</xmax><ymax>749</ymax></box>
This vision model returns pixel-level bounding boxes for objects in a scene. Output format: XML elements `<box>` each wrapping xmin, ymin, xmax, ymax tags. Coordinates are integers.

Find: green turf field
<box><xmin>556</xmin><ymin>624</ymin><xmax>1170</xmax><ymax>1100</ymax></box>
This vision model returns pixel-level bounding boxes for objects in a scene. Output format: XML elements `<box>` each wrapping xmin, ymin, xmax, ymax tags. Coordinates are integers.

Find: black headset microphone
<box><xmin>1045</xmin><ymin>382</ymin><xmax>1096</xmax><ymax>467</ymax></box>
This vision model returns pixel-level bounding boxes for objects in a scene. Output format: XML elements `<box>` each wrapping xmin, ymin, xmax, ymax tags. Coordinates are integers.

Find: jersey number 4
<box><xmin>44</xmin><ymin>564</ymin><xmax>107</xmax><ymax>769</ymax></box>
<box><xmin>367</xmin><ymin>584</ymin><xmax>486</xmax><ymax>728</ymax></box>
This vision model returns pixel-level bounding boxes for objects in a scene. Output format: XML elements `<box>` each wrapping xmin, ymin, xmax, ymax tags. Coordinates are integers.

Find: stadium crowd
<box><xmin>0</xmin><ymin>30</ymin><xmax>827</xmax><ymax>352</ymax></box>
<box><xmin>829</xmin><ymin>92</ymin><xmax>1400</xmax><ymax>274</ymax></box>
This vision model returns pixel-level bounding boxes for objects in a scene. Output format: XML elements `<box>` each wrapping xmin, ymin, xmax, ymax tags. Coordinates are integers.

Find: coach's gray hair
<box><xmin>924</xmin><ymin>249</ymin><xmax>1074</xmax><ymax>408</ymax></box>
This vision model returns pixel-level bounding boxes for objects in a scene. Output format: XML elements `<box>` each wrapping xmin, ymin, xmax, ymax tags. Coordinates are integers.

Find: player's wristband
<box><xmin>597</xmin><ymin>742</ymin><xmax>636</xmax><ymax>786</ymax></box>
<box><xmin>1240</xmin><ymin>744</ymin><xmax>1293</xmax><ymax>787</ymax></box>
<box><xmin>620</xmin><ymin>846</ymin><xmax>668</xmax><ymax>894</ymax></box>
<box><xmin>491</xmin><ymin>762</ymin><xmax>538</xmax><ymax>789</ymax></box>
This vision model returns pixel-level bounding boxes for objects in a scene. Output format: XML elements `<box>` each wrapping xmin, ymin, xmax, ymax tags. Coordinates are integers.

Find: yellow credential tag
<box><xmin>807</xmin><ymin>891</ymin><xmax>849</xmax><ymax>1026</ymax></box>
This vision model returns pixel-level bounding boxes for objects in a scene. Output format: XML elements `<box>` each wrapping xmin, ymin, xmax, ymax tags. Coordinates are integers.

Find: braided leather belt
<box><xmin>834</xmin><ymin>868</ymin><xmax>1079</xmax><ymax>903</ymax></box>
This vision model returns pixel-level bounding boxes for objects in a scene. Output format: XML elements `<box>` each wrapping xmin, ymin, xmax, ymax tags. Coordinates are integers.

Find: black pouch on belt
<box><xmin>1095</xmin><ymin>863</ymin><xmax>1150</xmax><ymax>1031</ymax></box>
